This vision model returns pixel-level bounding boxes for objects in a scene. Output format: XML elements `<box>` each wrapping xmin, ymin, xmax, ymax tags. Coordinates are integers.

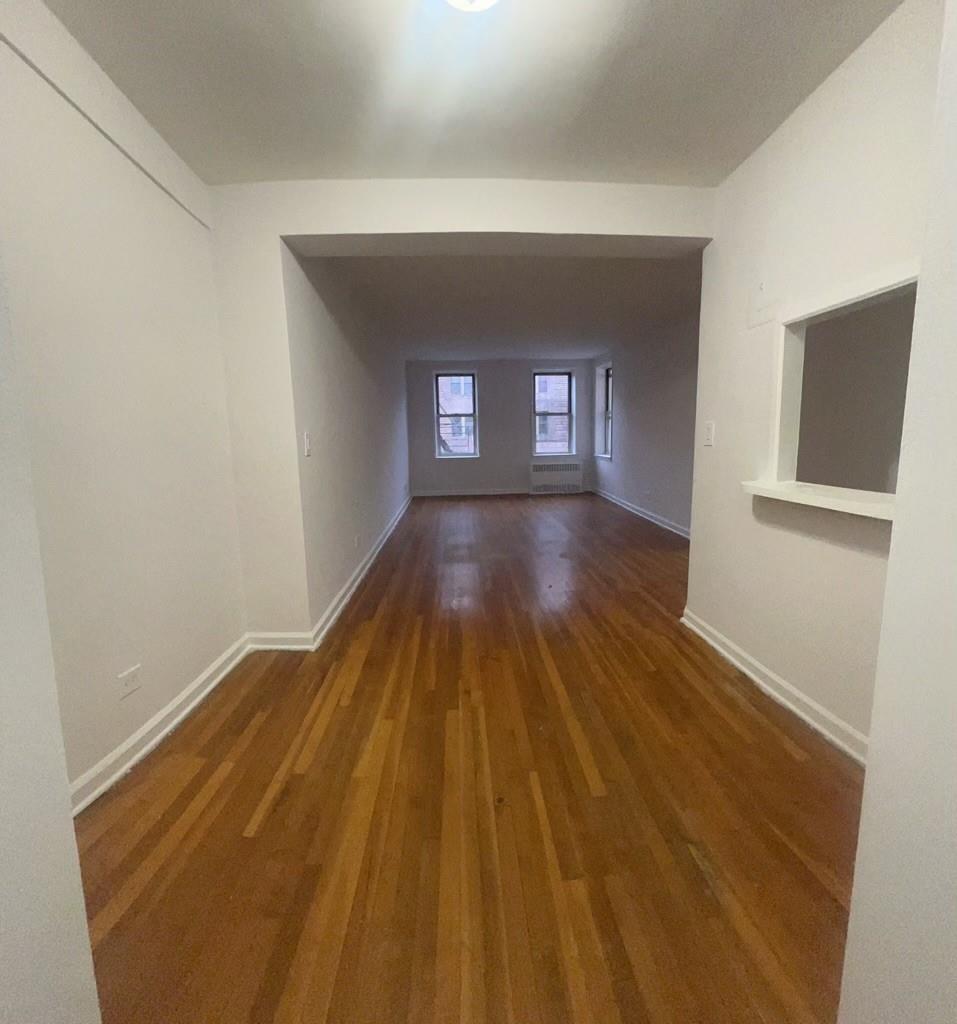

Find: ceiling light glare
<box><xmin>444</xmin><ymin>0</ymin><xmax>501</xmax><ymax>11</ymax></box>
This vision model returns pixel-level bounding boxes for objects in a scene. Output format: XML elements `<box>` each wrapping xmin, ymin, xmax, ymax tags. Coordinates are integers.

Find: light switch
<box><xmin>703</xmin><ymin>421</ymin><xmax>715</xmax><ymax>447</ymax></box>
<box><xmin>303</xmin><ymin>431</ymin><xmax>312</xmax><ymax>457</ymax></box>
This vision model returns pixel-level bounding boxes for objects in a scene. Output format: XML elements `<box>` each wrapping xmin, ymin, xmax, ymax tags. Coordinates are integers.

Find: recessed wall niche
<box><xmin>796</xmin><ymin>285</ymin><xmax>915</xmax><ymax>494</ymax></box>
<box><xmin>743</xmin><ymin>271</ymin><xmax>918</xmax><ymax>520</ymax></box>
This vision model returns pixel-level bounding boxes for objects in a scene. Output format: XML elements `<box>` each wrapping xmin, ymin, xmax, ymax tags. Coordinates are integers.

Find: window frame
<box><xmin>532</xmin><ymin>370</ymin><xmax>575</xmax><ymax>457</ymax></box>
<box><xmin>434</xmin><ymin>372</ymin><xmax>479</xmax><ymax>459</ymax></box>
<box><xmin>595</xmin><ymin>363</ymin><xmax>613</xmax><ymax>458</ymax></box>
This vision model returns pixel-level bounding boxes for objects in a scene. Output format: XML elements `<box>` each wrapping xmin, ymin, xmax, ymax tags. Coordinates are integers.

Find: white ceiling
<box><xmin>45</xmin><ymin>0</ymin><xmax>902</xmax><ymax>186</ymax></box>
<box><xmin>308</xmin><ymin>252</ymin><xmax>703</xmax><ymax>359</ymax></box>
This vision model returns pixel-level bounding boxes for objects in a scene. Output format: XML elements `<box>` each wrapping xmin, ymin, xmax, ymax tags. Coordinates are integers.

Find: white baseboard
<box><xmin>243</xmin><ymin>630</ymin><xmax>315</xmax><ymax>652</ymax></box>
<box><xmin>70</xmin><ymin>496</ymin><xmax>412</xmax><ymax>815</ymax></box>
<box><xmin>412</xmin><ymin>488</ymin><xmax>526</xmax><ymax>498</ymax></box>
<box><xmin>593</xmin><ymin>489</ymin><xmax>691</xmax><ymax>539</ymax></box>
<box><xmin>680</xmin><ymin>609</ymin><xmax>868</xmax><ymax>764</ymax></box>
<box><xmin>307</xmin><ymin>494</ymin><xmax>411</xmax><ymax>651</ymax></box>
<box><xmin>70</xmin><ymin>635</ymin><xmax>249</xmax><ymax>814</ymax></box>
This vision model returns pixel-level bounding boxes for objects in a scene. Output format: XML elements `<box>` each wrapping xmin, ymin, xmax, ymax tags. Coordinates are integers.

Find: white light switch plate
<box><xmin>704</xmin><ymin>421</ymin><xmax>715</xmax><ymax>447</ymax></box>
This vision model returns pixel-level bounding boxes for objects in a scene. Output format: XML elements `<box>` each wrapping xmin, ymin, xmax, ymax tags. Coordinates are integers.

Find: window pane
<box><xmin>534</xmin><ymin>374</ymin><xmax>570</xmax><ymax>414</ymax></box>
<box><xmin>438</xmin><ymin>416</ymin><xmax>475</xmax><ymax>455</ymax></box>
<box><xmin>437</xmin><ymin>375</ymin><xmax>474</xmax><ymax>415</ymax></box>
<box><xmin>535</xmin><ymin>414</ymin><xmax>570</xmax><ymax>454</ymax></box>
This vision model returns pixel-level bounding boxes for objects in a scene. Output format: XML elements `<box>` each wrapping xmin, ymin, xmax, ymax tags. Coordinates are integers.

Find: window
<box><xmin>595</xmin><ymin>363</ymin><xmax>613</xmax><ymax>457</ymax></box>
<box><xmin>435</xmin><ymin>373</ymin><xmax>478</xmax><ymax>457</ymax></box>
<box><xmin>533</xmin><ymin>372</ymin><xmax>574</xmax><ymax>455</ymax></box>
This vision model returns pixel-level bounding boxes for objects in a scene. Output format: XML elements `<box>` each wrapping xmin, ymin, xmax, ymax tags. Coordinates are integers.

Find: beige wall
<box><xmin>687</xmin><ymin>0</ymin><xmax>943</xmax><ymax>757</ymax></box>
<box><xmin>840</xmin><ymin>0</ymin><xmax>957</xmax><ymax>1016</ymax></box>
<box><xmin>282</xmin><ymin>250</ymin><xmax>410</xmax><ymax>628</ymax></box>
<box><xmin>407</xmin><ymin>358</ymin><xmax>594</xmax><ymax>496</ymax></box>
<box><xmin>594</xmin><ymin>312</ymin><xmax>700</xmax><ymax>536</ymax></box>
<box><xmin>0</xmin><ymin>13</ymin><xmax>246</xmax><ymax>790</ymax></box>
<box><xmin>0</xmin><ymin>258</ymin><xmax>101</xmax><ymax>1023</ymax></box>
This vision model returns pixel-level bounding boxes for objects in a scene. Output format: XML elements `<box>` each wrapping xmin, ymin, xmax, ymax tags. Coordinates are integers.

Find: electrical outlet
<box><xmin>118</xmin><ymin>663</ymin><xmax>141</xmax><ymax>699</ymax></box>
<box><xmin>703</xmin><ymin>421</ymin><xmax>715</xmax><ymax>447</ymax></box>
<box><xmin>303</xmin><ymin>431</ymin><xmax>312</xmax><ymax>457</ymax></box>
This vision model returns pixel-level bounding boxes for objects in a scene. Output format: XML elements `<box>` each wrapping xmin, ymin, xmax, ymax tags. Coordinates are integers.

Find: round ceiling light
<box><xmin>444</xmin><ymin>0</ymin><xmax>500</xmax><ymax>11</ymax></box>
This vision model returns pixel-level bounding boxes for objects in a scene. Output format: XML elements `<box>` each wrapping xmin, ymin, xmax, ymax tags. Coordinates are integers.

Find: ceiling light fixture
<box><xmin>444</xmin><ymin>0</ymin><xmax>500</xmax><ymax>11</ymax></box>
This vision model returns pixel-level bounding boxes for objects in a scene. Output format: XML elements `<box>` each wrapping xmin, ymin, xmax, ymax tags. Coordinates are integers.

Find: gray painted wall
<box><xmin>407</xmin><ymin>359</ymin><xmax>594</xmax><ymax>496</ymax></box>
<box><xmin>593</xmin><ymin>314</ymin><xmax>700</xmax><ymax>534</ymax></box>
<box><xmin>797</xmin><ymin>287</ymin><xmax>914</xmax><ymax>493</ymax></box>
<box><xmin>282</xmin><ymin>252</ymin><xmax>411</xmax><ymax>629</ymax></box>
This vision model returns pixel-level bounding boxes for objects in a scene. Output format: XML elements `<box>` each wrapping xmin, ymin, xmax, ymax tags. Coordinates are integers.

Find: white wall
<box><xmin>594</xmin><ymin>312</ymin><xmax>700</xmax><ymax>536</ymax></box>
<box><xmin>0</xmin><ymin>257</ymin><xmax>101</xmax><ymax>1024</ymax></box>
<box><xmin>281</xmin><ymin>250</ymin><xmax>410</xmax><ymax>629</ymax></box>
<box><xmin>685</xmin><ymin>0</ymin><xmax>944</xmax><ymax>758</ymax></box>
<box><xmin>0</xmin><ymin>11</ymin><xmax>246</xmax><ymax>791</ymax></box>
<box><xmin>0</xmin><ymin>0</ymin><xmax>209</xmax><ymax>224</ymax></box>
<box><xmin>839</xmin><ymin>1</ymin><xmax>957</xmax><ymax>1016</ymax></box>
<box><xmin>212</xmin><ymin>180</ymin><xmax>714</xmax><ymax>633</ymax></box>
<box><xmin>407</xmin><ymin>359</ymin><xmax>594</xmax><ymax>496</ymax></box>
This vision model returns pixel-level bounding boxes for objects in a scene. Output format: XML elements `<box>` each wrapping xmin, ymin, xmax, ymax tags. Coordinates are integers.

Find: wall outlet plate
<box><xmin>118</xmin><ymin>663</ymin><xmax>141</xmax><ymax>699</ymax></box>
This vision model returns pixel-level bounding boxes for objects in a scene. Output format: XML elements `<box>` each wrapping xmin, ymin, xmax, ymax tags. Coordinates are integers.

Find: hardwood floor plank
<box><xmin>532</xmin><ymin>623</ymin><xmax>608</xmax><ymax>798</ymax></box>
<box><xmin>435</xmin><ymin>709</ymin><xmax>464</xmax><ymax>1024</ymax></box>
<box><xmin>529</xmin><ymin>770</ymin><xmax>594</xmax><ymax>1024</ymax></box>
<box><xmin>474</xmin><ymin>700</ymin><xmax>518</xmax><ymax>1024</ymax></box>
<box><xmin>76</xmin><ymin>495</ymin><xmax>863</xmax><ymax>1024</ymax></box>
<box><xmin>89</xmin><ymin>760</ymin><xmax>233</xmax><ymax>947</ymax></box>
<box><xmin>274</xmin><ymin>718</ymin><xmax>393</xmax><ymax>1023</ymax></box>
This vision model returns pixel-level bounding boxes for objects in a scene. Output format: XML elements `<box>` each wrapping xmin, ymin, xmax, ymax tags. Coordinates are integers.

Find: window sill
<box><xmin>594</xmin><ymin>453</ymin><xmax>612</xmax><ymax>460</ymax></box>
<box><xmin>435</xmin><ymin>453</ymin><xmax>480</xmax><ymax>460</ymax></box>
<box><xmin>742</xmin><ymin>479</ymin><xmax>895</xmax><ymax>521</ymax></box>
<box><xmin>532</xmin><ymin>453</ymin><xmax>576</xmax><ymax>459</ymax></box>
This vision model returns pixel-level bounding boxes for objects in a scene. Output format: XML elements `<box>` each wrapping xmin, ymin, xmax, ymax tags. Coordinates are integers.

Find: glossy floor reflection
<box><xmin>77</xmin><ymin>495</ymin><xmax>863</xmax><ymax>1024</ymax></box>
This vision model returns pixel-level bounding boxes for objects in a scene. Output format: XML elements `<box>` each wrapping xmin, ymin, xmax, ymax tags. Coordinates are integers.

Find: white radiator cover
<box><xmin>529</xmin><ymin>461</ymin><xmax>583</xmax><ymax>494</ymax></box>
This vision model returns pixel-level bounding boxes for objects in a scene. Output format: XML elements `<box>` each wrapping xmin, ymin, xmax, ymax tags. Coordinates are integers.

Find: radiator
<box><xmin>529</xmin><ymin>462</ymin><xmax>583</xmax><ymax>494</ymax></box>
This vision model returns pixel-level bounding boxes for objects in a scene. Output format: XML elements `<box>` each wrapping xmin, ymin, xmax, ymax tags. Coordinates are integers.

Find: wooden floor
<box><xmin>77</xmin><ymin>495</ymin><xmax>864</xmax><ymax>1024</ymax></box>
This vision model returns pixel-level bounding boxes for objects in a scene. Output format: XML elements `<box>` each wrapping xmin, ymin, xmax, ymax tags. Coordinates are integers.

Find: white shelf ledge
<box><xmin>742</xmin><ymin>479</ymin><xmax>895</xmax><ymax>521</ymax></box>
